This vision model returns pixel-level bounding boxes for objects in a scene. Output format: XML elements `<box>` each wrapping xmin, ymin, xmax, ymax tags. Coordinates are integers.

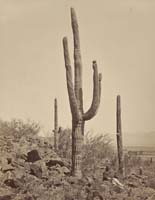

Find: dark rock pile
<box><xmin>0</xmin><ymin>133</ymin><xmax>155</xmax><ymax>200</ymax></box>
<box><xmin>0</xmin><ymin>134</ymin><xmax>72</xmax><ymax>200</ymax></box>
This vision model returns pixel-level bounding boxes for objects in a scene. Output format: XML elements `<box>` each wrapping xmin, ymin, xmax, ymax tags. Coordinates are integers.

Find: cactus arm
<box><xmin>99</xmin><ymin>73</ymin><xmax>102</xmax><ymax>101</ymax></box>
<box><xmin>71</xmin><ymin>8</ymin><xmax>83</xmax><ymax>110</ymax></box>
<box><xmin>71</xmin><ymin>7</ymin><xmax>80</xmax><ymax>50</ymax></box>
<box><xmin>63</xmin><ymin>37</ymin><xmax>81</xmax><ymax>121</ymax></box>
<box><xmin>83</xmin><ymin>61</ymin><xmax>102</xmax><ymax>121</ymax></box>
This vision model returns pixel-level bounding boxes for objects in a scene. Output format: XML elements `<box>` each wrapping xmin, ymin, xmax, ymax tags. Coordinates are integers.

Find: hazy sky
<box><xmin>0</xmin><ymin>0</ymin><xmax>155</xmax><ymax>146</ymax></box>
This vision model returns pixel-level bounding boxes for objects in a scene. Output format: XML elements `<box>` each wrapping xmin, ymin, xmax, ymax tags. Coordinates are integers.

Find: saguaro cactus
<box><xmin>116</xmin><ymin>95</ymin><xmax>124</xmax><ymax>176</ymax></box>
<box><xmin>53</xmin><ymin>98</ymin><xmax>58</xmax><ymax>151</ymax></box>
<box><xmin>63</xmin><ymin>8</ymin><xmax>102</xmax><ymax>177</ymax></box>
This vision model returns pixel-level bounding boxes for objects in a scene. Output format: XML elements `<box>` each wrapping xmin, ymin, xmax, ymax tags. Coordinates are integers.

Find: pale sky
<box><xmin>0</xmin><ymin>0</ymin><xmax>155</xmax><ymax>146</ymax></box>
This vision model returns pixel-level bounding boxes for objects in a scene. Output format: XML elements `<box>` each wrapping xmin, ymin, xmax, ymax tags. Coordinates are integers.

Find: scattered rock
<box><xmin>26</xmin><ymin>150</ymin><xmax>41</xmax><ymax>163</ymax></box>
<box><xmin>67</xmin><ymin>176</ymin><xmax>79</xmax><ymax>185</ymax></box>
<box><xmin>30</xmin><ymin>163</ymin><xmax>42</xmax><ymax>178</ymax></box>
<box><xmin>46</xmin><ymin>159</ymin><xmax>65</xmax><ymax>167</ymax></box>
<box><xmin>53</xmin><ymin>176</ymin><xmax>63</xmax><ymax>186</ymax></box>
<box><xmin>61</xmin><ymin>166</ymin><xmax>70</xmax><ymax>175</ymax></box>
<box><xmin>127</xmin><ymin>182</ymin><xmax>138</xmax><ymax>188</ymax></box>
<box><xmin>112</xmin><ymin>178</ymin><xmax>124</xmax><ymax>190</ymax></box>
<box><xmin>19</xmin><ymin>153</ymin><xmax>27</xmax><ymax>161</ymax></box>
<box><xmin>2</xmin><ymin>165</ymin><xmax>14</xmax><ymax>173</ymax></box>
<box><xmin>1</xmin><ymin>125</ymin><xmax>155</xmax><ymax>200</ymax></box>
<box><xmin>0</xmin><ymin>188</ymin><xmax>14</xmax><ymax>200</ymax></box>
<box><xmin>0</xmin><ymin>195</ymin><xmax>12</xmax><ymax>200</ymax></box>
<box><xmin>4</xmin><ymin>178</ymin><xmax>21</xmax><ymax>189</ymax></box>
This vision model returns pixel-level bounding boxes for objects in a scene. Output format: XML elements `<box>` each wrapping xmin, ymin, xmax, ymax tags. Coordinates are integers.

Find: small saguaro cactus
<box><xmin>63</xmin><ymin>8</ymin><xmax>102</xmax><ymax>177</ymax></box>
<box><xmin>53</xmin><ymin>98</ymin><xmax>58</xmax><ymax>151</ymax></box>
<box><xmin>116</xmin><ymin>95</ymin><xmax>124</xmax><ymax>176</ymax></box>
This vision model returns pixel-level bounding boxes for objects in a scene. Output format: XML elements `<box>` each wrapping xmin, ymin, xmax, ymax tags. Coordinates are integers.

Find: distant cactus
<box><xmin>63</xmin><ymin>8</ymin><xmax>102</xmax><ymax>177</ymax></box>
<box><xmin>53</xmin><ymin>98</ymin><xmax>58</xmax><ymax>151</ymax></box>
<box><xmin>116</xmin><ymin>95</ymin><xmax>124</xmax><ymax>176</ymax></box>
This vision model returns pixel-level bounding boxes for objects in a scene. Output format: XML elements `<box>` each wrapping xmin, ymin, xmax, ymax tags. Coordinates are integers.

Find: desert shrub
<box><xmin>57</xmin><ymin>128</ymin><xmax>72</xmax><ymax>159</ymax></box>
<box><xmin>57</xmin><ymin>129</ymin><xmax>115</xmax><ymax>177</ymax></box>
<box><xmin>0</xmin><ymin>118</ymin><xmax>41</xmax><ymax>157</ymax></box>
<box><xmin>82</xmin><ymin>132</ymin><xmax>115</xmax><ymax>177</ymax></box>
<box><xmin>124</xmin><ymin>154</ymin><xmax>142</xmax><ymax>175</ymax></box>
<box><xmin>131</xmin><ymin>187</ymin><xmax>155</xmax><ymax>200</ymax></box>
<box><xmin>0</xmin><ymin>118</ymin><xmax>40</xmax><ymax>140</ymax></box>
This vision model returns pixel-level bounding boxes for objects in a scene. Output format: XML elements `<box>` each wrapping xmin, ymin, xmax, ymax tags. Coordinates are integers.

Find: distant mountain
<box><xmin>123</xmin><ymin>131</ymin><xmax>155</xmax><ymax>147</ymax></box>
<box><xmin>110</xmin><ymin>131</ymin><xmax>155</xmax><ymax>148</ymax></box>
<box><xmin>124</xmin><ymin>146</ymin><xmax>155</xmax><ymax>152</ymax></box>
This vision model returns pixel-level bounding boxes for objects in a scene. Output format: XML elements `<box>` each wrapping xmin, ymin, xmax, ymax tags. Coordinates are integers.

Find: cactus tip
<box><xmin>117</xmin><ymin>95</ymin><xmax>121</xmax><ymax>101</ymax></box>
<box><xmin>70</xmin><ymin>7</ymin><xmax>76</xmax><ymax>18</ymax></box>
<box><xmin>63</xmin><ymin>37</ymin><xmax>67</xmax><ymax>43</ymax></box>
<box><xmin>92</xmin><ymin>60</ymin><xmax>97</xmax><ymax>70</ymax></box>
<box><xmin>99</xmin><ymin>73</ymin><xmax>102</xmax><ymax>81</ymax></box>
<box><xmin>70</xmin><ymin>7</ymin><xmax>74</xmax><ymax>12</ymax></box>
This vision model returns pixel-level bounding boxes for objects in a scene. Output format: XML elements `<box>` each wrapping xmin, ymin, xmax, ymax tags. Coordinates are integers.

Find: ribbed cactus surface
<box><xmin>63</xmin><ymin>8</ymin><xmax>102</xmax><ymax>177</ymax></box>
<box><xmin>116</xmin><ymin>95</ymin><xmax>124</xmax><ymax>176</ymax></box>
<box><xmin>54</xmin><ymin>98</ymin><xmax>58</xmax><ymax>151</ymax></box>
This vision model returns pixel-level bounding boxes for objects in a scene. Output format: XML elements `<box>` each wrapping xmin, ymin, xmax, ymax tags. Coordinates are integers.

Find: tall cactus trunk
<box><xmin>116</xmin><ymin>95</ymin><xmax>124</xmax><ymax>176</ymax></box>
<box><xmin>54</xmin><ymin>98</ymin><xmax>58</xmax><ymax>151</ymax></box>
<box><xmin>63</xmin><ymin>8</ymin><xmax>102</xmax><ymax>178</ymax></box>
<box><xmin>72</xmin><ymin>120</ymin><xmax>84</xmax><ymax>177</ymax></box>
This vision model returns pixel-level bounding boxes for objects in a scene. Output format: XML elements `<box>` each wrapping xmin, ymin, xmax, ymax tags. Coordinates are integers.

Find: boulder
<box><xmin>4</xmin><ymin>178</ymin><xmax>22</xmax><ymax>189</ymax></box>
<box><xmin>2</xmin><ymin>165</ymin><xmax>14</xmax><ymax>173</ymax></box>
<box><xmin>26</xmin><ymin>150</ymin><xmax>41</xmax><ymax>163</ymax></box>
<box><xmin>66</xmin><ymin>176</ymin><xmax>79</xmax><ymax>185</ymax></box>
<box><xmin>61</xmin><ymin>166</ymin><xmax>70</xmax><ymax>175</ymax></box>
<box><xmin>46</xmin><ymin>159</ymin><xmax>65</xmax><ymax>168</ymax></box>
<box><xmin>3</xmin><ymin>170</ymin><xmax>24</xmax><ymax>189</ymax></box>
<box><xmin>30</xmin><ymin>163</ymin><xmax>42</xmax><ymax>178</ymax></box>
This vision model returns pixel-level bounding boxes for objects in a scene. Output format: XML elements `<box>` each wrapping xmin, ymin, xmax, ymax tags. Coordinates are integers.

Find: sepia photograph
<box><xmin>0</xmin><ymin>0</ymin><xmax>155</xmax><ymax>199</ymax></box>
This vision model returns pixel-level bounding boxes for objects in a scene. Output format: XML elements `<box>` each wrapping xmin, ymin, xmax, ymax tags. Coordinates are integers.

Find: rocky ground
<box><xmin>0</xmin><ymin>132</ymin><xmax>155</xmax><ymax>200</ymax></box>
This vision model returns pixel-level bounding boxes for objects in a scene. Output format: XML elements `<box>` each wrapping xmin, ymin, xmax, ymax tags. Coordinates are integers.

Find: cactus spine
<box><xmin>63</xmin><ymin>8</ymin><xmax>102</xmax><ymax>177</ymax></box>
<box><xmin>54</xmin><ymin>98</ymin><xmax>58</xmax><ymax>151</ymax></box>
<box><xmin>116</xmin><ymin>95</ymin><xmax>124</xmax><ymax>176</ymax></box>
